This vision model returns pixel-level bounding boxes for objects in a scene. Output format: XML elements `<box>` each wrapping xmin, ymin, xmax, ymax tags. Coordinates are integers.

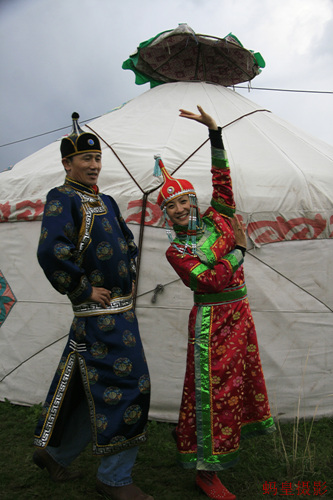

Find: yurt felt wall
<box><xmin>1</xmin><ymin>82</ymin><xmax>332</xmax><ymax>420</ymax></box>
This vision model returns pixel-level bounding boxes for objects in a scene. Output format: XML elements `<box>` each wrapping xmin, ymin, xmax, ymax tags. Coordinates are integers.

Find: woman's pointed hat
<box><xmin>154</xmin><ymin>155</ymin><xmax>196</xmax><ymax>209</ymax></box>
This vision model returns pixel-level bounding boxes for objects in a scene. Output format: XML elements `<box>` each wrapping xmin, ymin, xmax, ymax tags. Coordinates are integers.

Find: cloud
<box><xmin>1</xmin><ymin>0</ymin><xmax>332</xmax><ymax>171</ymax></box>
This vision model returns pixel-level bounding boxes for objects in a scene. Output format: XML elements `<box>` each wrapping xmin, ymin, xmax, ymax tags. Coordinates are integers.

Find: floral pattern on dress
<box><xmin>168</xmin><ymin>148</ymin><xmax>274</xmax><ymax>470</ymax></box>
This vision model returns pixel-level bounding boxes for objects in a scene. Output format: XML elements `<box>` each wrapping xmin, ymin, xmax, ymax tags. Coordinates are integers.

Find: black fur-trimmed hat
<box><xmin>60</xmin><ymin>112</ymin><xmax>101</xmax><ymax>159</ymax></box>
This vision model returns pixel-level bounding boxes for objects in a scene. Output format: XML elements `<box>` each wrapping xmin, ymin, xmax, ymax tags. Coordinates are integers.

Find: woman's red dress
<box><xmin>166</xmin><ymin>146</ymin><xmax>275</xmax><ymax>470</ymax></box>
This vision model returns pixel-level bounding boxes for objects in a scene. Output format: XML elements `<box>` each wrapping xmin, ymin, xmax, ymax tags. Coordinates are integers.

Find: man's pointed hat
<box><xmin>60</xmin><ymin>112</ymin><xmax>101</xmax><ymax>159</ymax></box>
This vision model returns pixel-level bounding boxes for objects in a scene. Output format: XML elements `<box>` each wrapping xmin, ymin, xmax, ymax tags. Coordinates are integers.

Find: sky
<box><xmin>1</xmin><ymin>0</ymin><xmax>332</xmax><ymax>171</ymax></box>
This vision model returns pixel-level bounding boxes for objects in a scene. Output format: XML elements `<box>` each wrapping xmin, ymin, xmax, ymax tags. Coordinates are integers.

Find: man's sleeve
<box><xmin>37</xmin><ymin>188</ymin><xmax>92</xmax><ymax>304</ymax></box>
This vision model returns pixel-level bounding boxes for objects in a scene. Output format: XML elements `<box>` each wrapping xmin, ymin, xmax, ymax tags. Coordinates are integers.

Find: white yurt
<box><xmin>1</xmin><ymin>26</ymin><xmax>332</xmax><ymax>421</ymax></box>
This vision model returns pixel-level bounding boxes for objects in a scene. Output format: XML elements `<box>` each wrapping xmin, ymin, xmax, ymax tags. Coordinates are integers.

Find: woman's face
<box><xmin>165</xmin><ymin>195</ymin><xmax>191</xmax><ymax>226</ymax></box>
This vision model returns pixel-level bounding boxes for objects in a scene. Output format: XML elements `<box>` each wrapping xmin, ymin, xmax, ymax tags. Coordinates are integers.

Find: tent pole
<box><xmin>133</xmin><ymin>192</ymin><xmax>148</xmax><ymax>309</ymax></box>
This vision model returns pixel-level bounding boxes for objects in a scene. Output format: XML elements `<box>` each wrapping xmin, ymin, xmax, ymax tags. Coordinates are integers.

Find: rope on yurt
<box><xmin>85</xmin><ymin>108</ymin><xmax>272</xmax><ymax>309</ymax></box>
<box><xmin>247</xmin><ymin>249</ymin><xmax>333</xmax><ymax>313</ymax></box>
<box><xmin>86</xmin><ymin>124</ymin><xmax>145</xmax><ymax>194</ymax></box>
<box><xmin>0</xmin><ymin>330</ymin><xmax>68</xmax><ymax>383</ymax></box>
<box><xmin>170</xmin><ymin>108</ymin><xmax>271</xmax><ymax>176</ymax></box>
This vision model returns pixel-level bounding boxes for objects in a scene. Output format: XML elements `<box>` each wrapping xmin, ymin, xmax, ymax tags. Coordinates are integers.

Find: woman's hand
<box><xmin>89</xmin><ymin>286</ymin><xmax>111</xmax><ymax>309</ymax></box>
<box><xmin>230</xmin><ymin>216</ymin><xmax>247</xmax><ymax>249</ymax></box>
<box><xmin>179</xmin><ymin>105</ymin><xmax>218</xmax><ymax>130</ymax></box>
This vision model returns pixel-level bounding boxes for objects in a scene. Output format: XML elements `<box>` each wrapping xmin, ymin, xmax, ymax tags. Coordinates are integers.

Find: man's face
<box><xmin>63</xmin><ymin>152</ymin><xmax>102</xmax><ymax>186</ymax></box>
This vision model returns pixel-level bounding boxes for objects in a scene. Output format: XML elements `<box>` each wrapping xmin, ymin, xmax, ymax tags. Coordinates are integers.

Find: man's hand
<box><xmin>89</xmin><ymin>287</ymin><xmax>111</xmax><ymax>309</ymax></box>
<box><xmin>179</xmin><ymin>105</ymin><xmax>218</xmax><ymax>130</ymax></box>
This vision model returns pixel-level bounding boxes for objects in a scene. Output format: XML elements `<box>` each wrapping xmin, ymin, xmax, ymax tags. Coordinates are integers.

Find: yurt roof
<box><xmin>1</xmin><ymin>81</ymin><xmax>332</xmax><ymax>246</ymax></box>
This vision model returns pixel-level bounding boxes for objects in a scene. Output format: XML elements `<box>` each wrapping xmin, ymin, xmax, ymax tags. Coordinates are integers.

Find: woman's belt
<box><xmin>194</xmin><ymin>283</ymin><xmax>247</xmax><ymax>305</ymax></box>
<box><xmin>72</xmin><ymin>294</ymin><xmax>133</xmax><ymax>316</ymax></box>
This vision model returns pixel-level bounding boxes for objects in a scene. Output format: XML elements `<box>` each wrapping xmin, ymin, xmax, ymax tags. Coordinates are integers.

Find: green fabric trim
<box><xmin>190</xmin><ymin>263</ymin><xmax>208</xmax><ymax>291</ymax></box>
<box><xmin>241</xmin><ymin>417</ymin><xmax>276</xmax><ymax>439</ymax></box>
<box><xmin>223</xmin><ymin>249</ymin><xmax>244</xmax><ymax>273</ymax></box>
<box><xmin>174</xmin><ymin>219</ymin><xmax>220</xmax><ymax>268</ymax></box>
<box><xmin>195</xmin><ymin>220</ymin><xmax>219</xmax><ymax>267</ymax></box>
<box><xmin>210</xmin><ymin>149</ymin><xmax>234</xmax><ymax>216</ymax></box>
<box><xmin>194</xmin><ymin>284</ymin><xmax>247</xmax><ymax>305</ymax></box>
<box><xmin>252</xmin><ymin>51</ymin><xmax>266</xmax><ymax>68</ymax></box>
<box><xmin>225</xmin><ymin>33</ymin><xmax>266</xmax><ymax>68</ymax></box>
<box><xmin>178</xmin><ymin>304</ymin><xmax>241</xmax><ymax>470</ymax></box>
<box><xmin>122</xmin><ymin>58</ymin><xmax>152</xmax><ymax>86</ymax></box>
<box><xmin>177</xmin><ymin>417</ymin><xmax>276</xmax><ymax>470</ymax></box>
<box><xmin>178</xmin><ymin>449</ymin><xmax>240</xmax><ymax>470</ymax></box>
<box><xmin>122</xmin><ymin>30</ymin><xmax>265</xmax><ymax>88</ymax></box>
<box><xmin>210</xmin><ymin>198</ymin><xmax>236</xmax><ymax>218</ymax></box>
<box><xmin>177</xmin><ymin>416</ymin><xmax>275</xmax><ymax>470</ymax></box>
<box><xmin>225</xmin><ymin>32</ymin><xmax>244</xmax><ymax>47</ymax></box>
<box><xmin>212</xmin><ymin>156</ymin><xmax>229</xmax><ymax>169</ymax></box>
<box><xmin>195</xmin><ymin>306</ymin><xmax>212</xmax><ymax>467</ymax></box>
<box><xmin>177</xmin><ymin>302</ymin><xmax>274</xmax><ymax>471</ymax></box>
<box><xmin>122</xmin><ymin>29</ymin><xmax>172</xmax><ymax>88</ymax></box>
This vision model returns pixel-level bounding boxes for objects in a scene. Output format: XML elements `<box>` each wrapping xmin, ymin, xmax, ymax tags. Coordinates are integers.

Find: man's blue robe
<box><xmin>34</xmin><ymin>177</ymin><xmax>150</xmax><ymax>455</ymax></box>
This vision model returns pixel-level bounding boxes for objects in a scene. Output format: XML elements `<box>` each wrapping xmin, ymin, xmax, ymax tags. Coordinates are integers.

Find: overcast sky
<box><xmin>1</xmin><ymin>0</ymin><xmax>332</xmax><ymax>172</ymax></box>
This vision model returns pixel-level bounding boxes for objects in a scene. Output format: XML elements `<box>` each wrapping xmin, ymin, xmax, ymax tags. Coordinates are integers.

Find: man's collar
<box><xmin>65</xmin><ymin>176</ymin><xmax>99</xmax><ymax>195</ymax></box>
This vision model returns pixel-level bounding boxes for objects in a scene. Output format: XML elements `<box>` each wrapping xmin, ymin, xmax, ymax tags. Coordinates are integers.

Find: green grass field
<box><xmin>0</xmin><ymin>400</ymin><xmax>331</xmax><ymax>499</ymax></box>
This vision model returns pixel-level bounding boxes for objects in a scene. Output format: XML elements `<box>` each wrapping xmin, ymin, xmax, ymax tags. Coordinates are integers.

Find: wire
<box><xmin>0</xmin><ymin>333</ymin><xmax>68</xmax><ymax>383</ymax></box>
<box><xmin>1</xmin><ymin>86</ymin><xmax>332</xmax><ymax>148</ymax></box>
<box><xmin>247</xmin><ymin>249</ymin><xmax>333</xmax><ymax>313</ymax></box>
<box><xmin>0</xmin><ymin>114</ymin><xmax>101</xmax><ymax>148</ymax></box>
<box><xmin>1</xmin><ymin>126</ymin><xmax>70</xmax><ymax>147</ymax></box>
<box><xmin>234</xmin><ymin>85</ymin><xmax>333</xmax><ymax>94</ymax></box>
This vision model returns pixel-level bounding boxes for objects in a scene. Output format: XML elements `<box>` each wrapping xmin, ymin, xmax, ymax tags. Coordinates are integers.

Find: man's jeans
<box><xmin>46</xmin><ymin>397</ymin><xmax>139</xmax><ymax>486</ymax></box>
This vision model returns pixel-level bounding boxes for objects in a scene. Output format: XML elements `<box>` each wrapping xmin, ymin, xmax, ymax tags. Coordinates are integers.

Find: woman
<box><xmin>154</xmin><ymin>106</ymin><xmax>275</xmax><ymax>500</ymax></box>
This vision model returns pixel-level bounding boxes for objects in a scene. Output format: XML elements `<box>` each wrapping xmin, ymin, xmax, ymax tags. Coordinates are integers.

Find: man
<box><xmin>33</xmin><ymin>113</ymin><xmax>153</xmax><ymax>500</ymax></box>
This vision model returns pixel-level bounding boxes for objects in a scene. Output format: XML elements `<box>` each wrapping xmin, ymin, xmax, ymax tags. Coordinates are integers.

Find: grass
<box><xmin>0</xmin><ymin>400</ymin><xmax>332</xmax><ymax>499</ymax></box>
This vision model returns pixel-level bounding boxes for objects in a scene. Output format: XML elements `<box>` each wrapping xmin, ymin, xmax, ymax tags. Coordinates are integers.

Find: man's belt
<box><xmin>73</xmin><ymin>294</ymin><xmax>133</xmax><ymax>316</ymax></box>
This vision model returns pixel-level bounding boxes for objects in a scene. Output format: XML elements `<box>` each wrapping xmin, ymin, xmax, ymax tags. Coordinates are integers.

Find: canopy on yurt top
<box><xmin>122</xmin><ymin>23</ymin><xmax>265</xmax><ymax>88</ymax></box>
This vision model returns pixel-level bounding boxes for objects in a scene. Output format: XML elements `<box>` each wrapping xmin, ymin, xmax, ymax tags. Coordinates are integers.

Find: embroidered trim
<box><xmin>68</xmin><ymin>275</ymin><xmax>90</xmax><ymax>303</ymax></box>
<box><xmin>73</xmin><ymin>294</ymin><xmax>133</xmax><ymax>316</ymax></box>
<box><xmin>76</xmin><ymin>191</ymin><xmax>107</xmax><ymax>258</ymax></box>
<box><xmin>34</xmin><ymin>353</ymin><xmax>76</xmax><ymax>448</ymax></box>
<box><xmin>92</xmin><ymin>430</ymin><xmax>147</xmax><ymax>456</ymax></box>
<box><xmin>69</xmin><ymin>340</ymin><xmax>87</xmax><ymax>352</ymax></box>
<box><xmin>78</xmin><ymin>352</ymin><xmax>148</xmax><ymax>457</ymax></box>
